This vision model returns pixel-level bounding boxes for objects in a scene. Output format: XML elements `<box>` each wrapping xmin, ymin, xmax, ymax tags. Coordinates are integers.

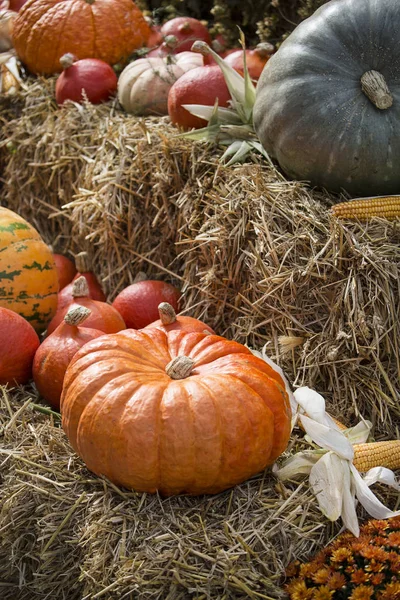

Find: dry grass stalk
<box><xmin>1</xmin><ymin>78</ymin><xmax>399</xmax><ymax>437</ymax></box>
<box><xmin>0</xmin><ymin>385</ymin><xmax>346</xmax><ymax>600</ymax></box>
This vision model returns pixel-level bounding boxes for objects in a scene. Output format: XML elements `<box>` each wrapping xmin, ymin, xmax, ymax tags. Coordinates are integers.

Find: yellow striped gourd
<box><xmin>0</xmin><ymin>207</ymin><xmax>58</xmax><ymax>332</ymax></box>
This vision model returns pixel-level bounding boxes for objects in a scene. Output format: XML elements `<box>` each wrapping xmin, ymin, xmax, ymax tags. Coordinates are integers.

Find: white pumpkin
<box><xmin>118</xmin><ymin>51</ymin><xmax>204</xmax><ymax>116</ymax></box>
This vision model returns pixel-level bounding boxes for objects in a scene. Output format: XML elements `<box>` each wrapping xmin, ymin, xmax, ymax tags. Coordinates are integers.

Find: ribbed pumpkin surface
<box><xmin>0</xmin><ymin>207</ymin><xmax>58</xmax><ymax>332</ymax></box>
<box><xmin>12</xmin><ymin>0</ymin><xmax>150</xmax><ymax>75</ymax></box>
<box><xmin>61</xmin><ymin>329</ymin><xmax>292</xmax><ymax>496</ymax></box>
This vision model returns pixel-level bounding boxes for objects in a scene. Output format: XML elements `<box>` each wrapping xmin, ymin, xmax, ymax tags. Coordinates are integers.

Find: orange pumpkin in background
<box><xmin>0</xmin><ymin>306</ymin><xmax>40</xmax><ymax>385</ymax></box>
<box><xmin>168</xmin><ymin>65</ymin><xmax>232</xmax><ymax>129</ymax></box>
<box><xmin>33</xmin><ymin>306</ymin><xmax>104</xmax><ymax>410</ymax></box>
<box><xmin>47</xmin><ymin>276</ymin><xmax>125</xmax><ymax>335</ymax></box>
<box><xmin>61</xmin><ymin>329</ymin><xmax>292</xmax><ymax>496</ymax></box>
<box><xmin>53</xmin><ymin>253</ymin><xmax>77</xmax><ymax>290</ymax></box>
<box><xmin>12</xmin><ymin>0</ymin><xmax>151</xmax><ymax>75</ymax></box>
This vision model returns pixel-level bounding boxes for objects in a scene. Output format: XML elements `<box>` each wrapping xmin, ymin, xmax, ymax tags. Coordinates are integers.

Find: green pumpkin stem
<box><xmin>361</xmin><ymin>70</ymin><xmax>393</xmax><ymax>110</ymax></box>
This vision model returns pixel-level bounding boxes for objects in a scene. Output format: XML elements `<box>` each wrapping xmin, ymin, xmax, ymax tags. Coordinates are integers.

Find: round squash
<box><xmin>53</xmin><ymin>253</ymin><xmax>77</xmax><ymax>290</ymax></box>
<box><xmin>168</xmin><ymin>65</ymin><xmax>232</xmax><ymax>129</ymax></box>
<box><xmin>47</xmin><ymin>276</ymin><xmax>125</xmax><ymax>335</ymax></box>
<box><xmin>112</xmin><ymin>280</ymin><xmax>181</xmax><ymax>329</ymax></box>
<box><xmin>118</xmin><ymin>51</ymin><xmax>204</xmax><ymax>115</ymax></box>
<box><xmin>55</xmin><ymin>54</ymin><xmax>118</xmax><ymax>105</ymax></box>
<box><xmin>0</xmin><ymin>306</ymin><xmax>40</xmax><ymax>385</ymax></box>
<box><xmin>33</xmin><ymin>306</ymin><xmax>104</xmax><ymax>410</ymax></box>
<box><xmin>0</xmin><ymin>207</ymin><xmax>58</xmax><ymax>332</ymax></box>
<box><xmin>253</xmin><ymin>0</ymin><xmax>400</xmax><ymax>196</ymax></box>
<box><xmin>61</xmin><ymin>329</ymin><xmax>292</xmax><ymax>496</ymax></box>
<box><xmin>159</xmin><ymin>17</ymin><xmax>211</xmax><ymax>53</ymax></box>
<box><xmin>12</xmin><ymin>0</ymin><xmax>150</xmax><ymax>75</ymax></box>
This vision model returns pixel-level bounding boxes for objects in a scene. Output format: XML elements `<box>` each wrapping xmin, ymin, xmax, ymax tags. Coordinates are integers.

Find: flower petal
<box><xmin>309</xmin><ymin>452</ymin><xmax>347</xmax><ymax>521</ymax></box>
<box><xmin>300</xmin><ymin>415</ymin><xmax>354</xmax><ymax>460</ymax></box>
<box><xmin>350</xmin><ymin>464</ymin><xmax>400</xmax><ymax>520</ymax></box>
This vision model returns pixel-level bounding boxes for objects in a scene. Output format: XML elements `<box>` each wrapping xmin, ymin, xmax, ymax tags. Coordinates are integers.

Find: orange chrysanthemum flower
<box><xmin>312</xmin><ymin>568</ymin><xmax>331</xmax><ymax>585</ymax></box>
<box><xmin>285</xmin><ymin>516</ymin><xmax>400</xmax><ymax>600</ymax></box>
<box><xmin>351</xmin><ymin>568</ymin><xmax>370</xmax><ymax>585</ymax></box>
<box><xmin>378</xmin><ymin>582</ymin><xmax>400</xmax><ymax>600</ymax></box>
<box><xmin>349</xmin><ymin>584</ymin><xmax>374</xmax><ymax>600</ymax></box>
<box><xmin>312</xmin><ymin>585</ymin><xmax>334</xmax><ymax>600</ymax></box>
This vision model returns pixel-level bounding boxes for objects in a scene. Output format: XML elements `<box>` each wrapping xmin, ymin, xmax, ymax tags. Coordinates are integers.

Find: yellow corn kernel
<box><xmin>353</xmin><ymin>441</ymin><xmax>400</xmax><ymax>471</ymax></box>
<box><xmin>331</xmin><ymin>196</ymin><xmax>400</xmax><ymax>221</ymax></box>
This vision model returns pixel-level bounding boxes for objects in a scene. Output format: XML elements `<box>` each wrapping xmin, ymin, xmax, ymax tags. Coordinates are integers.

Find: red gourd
<box><xmin>53</xmin><ymin>253</ymin><xmax>77</xmax><ymax>290</ymax></box>
<box><xmin>112</xmin><ymin>280</ymin><xmax>181</xmax><ymax>329</ymax></box>
<box><xmin>168</xmin><ymin>65</ymin><xmax>231</xmax><ymax>129</ymax></box>
<box><xmin>0</xmin><ymin>306</ymin><xmax>40</xmax><ymax>385</ymax></box>
<box><xmin>33</xmin><ymin>306</ymin><xmax>105</xmax><ymax>410</ymax></box>
<box><xmin>144</xmin><ymin>302</ymin><xmax>215</xmax><ymax>334</ymax></box>
<box><xmin>55</xmin><ymin>54</ymin><xmax>118</xmax><ymax>105</ymax></box>
<box><xmin>47</xmin><ymin>277</ymin><xmax>126</xmax><ymax>335</ymax></box>
<box><xmin>160</xmin><ymin>17</ymin><xmax>211</xmax><ymax>53</ymax></box>
<box><xmin>58</xmin><ymin>252</ymin><xmax>106</xmax><ymax>313</ymax></box>
<box><xmin>223</xmin><ymin>43</ymin><xmax>274</xmax><ymax>80</ymax></box>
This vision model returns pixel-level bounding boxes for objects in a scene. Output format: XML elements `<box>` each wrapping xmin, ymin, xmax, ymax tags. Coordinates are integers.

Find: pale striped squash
<box><xmin>0</xmin><ymin>207</ymin><xmax>58</xmax><ymax>332</ymax></box>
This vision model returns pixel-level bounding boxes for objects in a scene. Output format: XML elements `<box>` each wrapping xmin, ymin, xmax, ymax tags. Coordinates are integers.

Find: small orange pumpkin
<box><xmin>61</xmin><ymin>329</ymin><xmax>292</xmax><ymax>496</ymax></box>
<box><xmin>47</xmin><ymin>277</ymin><xmax>125</xmax><ymax>335</ymax></box>
<box><xmin>53</xmin><ymin>253</ymin><xmax>77</xmax><ymax>290</ymax></box>
<box><xmin>12</xmin><ymin>0</ymin><xmax>150</xmax><ymax>75</ymax></box>
<box><xmin>33</xmin><ymin>306</ymin><xmax>104</xmax><ymax>410</ymax></box>
<box><xmin>0</xmin><ymin>306</ymin><xmax>40</xmax><ymax>385</ymax></box>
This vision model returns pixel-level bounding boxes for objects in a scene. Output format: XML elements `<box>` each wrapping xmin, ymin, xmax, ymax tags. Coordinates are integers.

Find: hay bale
<box><xmin>2</xmin><ymin>79</ymin><xmax>399</xmax><ymax>435</ymax></box>
<box><xmin>4</xmin><ymin>385</ymin><xmax>393</xmax><ymax>600</ymax></box>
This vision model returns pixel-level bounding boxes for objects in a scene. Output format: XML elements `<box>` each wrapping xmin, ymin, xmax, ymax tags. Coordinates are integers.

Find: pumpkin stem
<box><xmin>158</xmin><ymin>302</ymin><xmax>177</xmax><ymax>325</ymax></box>
<box><xmin>59</xmin><ymin>53</ymin><xmax>76</xmax><ymax>70</ymax></box>
<box><xmin>64</xmin><ymin>306</ymin><xmax>91</xmax><ymax>326</ymax></box>
<box><xmin>72</xmin><ymin>276</ymin><xmax>89</xmax><ymax>298</ymax></box>
<box><xmin>74</xmin><ymin>251</ymin><xmax>90</xmax><ymax>273</ymax></box>
<box><xmin>165</xmin><ymin>356</ymin><xmax>195</xmax><ymax>379</ymax></box>
<box><xmin>133</xmin><ymin>271</ymin><xmax>148</xmax><ymax>283</ymax></box>
<box><xmin>255</xmin><ymin>42</ymin><xmax>275</xmax><ymax>58</ymax></box>
<box><xmin>164</xmin><ymin>35</ymin><xmax>178</xmax><ymax>50</ymax></box>
<box><xmin>361</xmin><ymin>70</ymin><xmax>393</xmax><ymax>110</ymax></box>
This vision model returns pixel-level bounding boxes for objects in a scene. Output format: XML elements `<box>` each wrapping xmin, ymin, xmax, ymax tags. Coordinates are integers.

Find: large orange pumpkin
<box><xmin>61</xmin><ymin>329</ymin><xmax>292</xmax><ymax>496</ymax></box>
<box><xmin>0</xmin><ymin>207</ymin><xmax>58</xmax><ymax>332</ymax></box>
<box><xmin>12</xmin><ymin>0</ymin><xmax>151</xmax><ymax>75</ymax></box>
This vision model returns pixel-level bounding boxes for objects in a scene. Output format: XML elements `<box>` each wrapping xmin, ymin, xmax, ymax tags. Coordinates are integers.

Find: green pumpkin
<box><xmin>253</xmin><ymin>0</ymin><xmax>400</xmax><ymax>196</ymax></box>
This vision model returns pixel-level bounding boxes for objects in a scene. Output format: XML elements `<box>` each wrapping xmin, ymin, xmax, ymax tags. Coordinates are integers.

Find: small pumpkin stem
<box><xmin>179</xmin><ymin>22</ymin><xmax>193</xmax><ymax>33</ymax></box>
<box><xmin>133</xmin><ymin>271</ymin><xmax>148</xmax><ymax>283</ymax></box>
<box><xmin>74</xmin><ymin>251</ymin><xmax>90</xmax><ymax>273</ymax></box>
<box><xmin>59</xmin><ymin>53</ymin><xmax>76</xmax><ymax>70</ymax></box>
<box><xmin>191</xmin><ymin>40</ymin><xmax>211</xmax><ymax>56</ymax></box>
<box><xmin>255</xmin><ymin>42</ymin><xmax>275</xmax><ymax>58</ymax></box>
<box><xmin>164</xmin><ymin>35</ymin><xmax>178</xmax><ymax>50</ymax></box>
<box><xmin>64</xmin><ymin>306</ymin><xmax>91</xmax><ymax>326</ymax></box>
<box><xmin>361</xmin><ymin>70</ymin><xmax>393</xmax><ymax>110</ymax></box>
<box><xmin>158</xmin><ymin>302</ymin><xmax>177</xmax><ymax>325</ymax></box>
<box><xmin>165</xmin><ymin>356</ymin><xmax>195</xmax><ymax>379</ymax></box>
<box><xmin>72</xmin><ymin>276</ymin><xmax>89</xmax><ymax>298</ymax></box>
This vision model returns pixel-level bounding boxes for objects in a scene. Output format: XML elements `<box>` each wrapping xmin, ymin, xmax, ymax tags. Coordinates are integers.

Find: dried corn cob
<box><xmin>301</xmin><ymin>414</ymin><xmax>400</xmax><ymax>471</ymax></box>
<box><xmin>331</xmin><ymin>195</ymin><xmax>400</xmax><ymax>220</ymax></box>
<box><xmin>353</xmin><ymin>440</ymin><xmax>400</xmax><ymax>471</ymax></box>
